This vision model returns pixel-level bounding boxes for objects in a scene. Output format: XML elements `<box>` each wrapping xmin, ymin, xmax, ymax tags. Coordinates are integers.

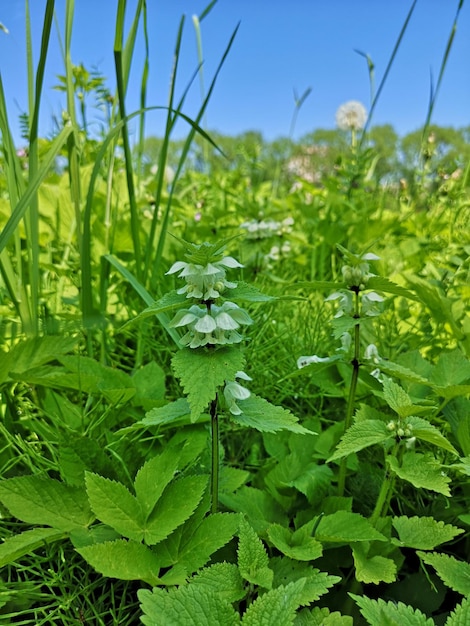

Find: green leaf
<box><xmin>328</xmin><ymin>420</ymin><xmax>392</xmax><ymax>462</ymax></box>
<box><xmin>446</xmin><ymin>597</ymin><xmax>470</xmax><ymax>626</ymax></box>
<box><xmin>134</xmin><ymin>447</ymin><xmax>182</xmax><ymax>517</ymax></box>
<box><xmin>367</xmin><ymin>276</ymin><xmax>418</xmax><ymax>301</ymax></box>
<box><xmin>378</xmin><ymin>359</ymin><xmax>430</xmax><ymax>386</ymax></box>
<box><xmin>220</xmin><ymin>486</ymin><xmax>288</xmax><ymax>535</ymax></box>
<box><xmin>406</xmin><ymin>416</ymin><xmax>459</xmax><ymax>455</ymax></box>
<box><xmin>382</xmin><ymin>377</ymin><xmax>413</xmax><ymax>418</ymax></box>
<box><xmin>121</xmin><ymin>290</ymin><xmax>188</xmax><ymax>328</ymax></box>
<box><xmin>351</xmin><ymin>593</ymin><xmax>435</xmax><ymax>626</ymax></box>
<box><xmin>316</xmin><ymin>511</ymin><xmax>387</xmax><ymax>543</ymax></box>
<box><xmin>431</xmin><ymin>350</ymin><xmax>470</xmax><ymax>387</ymax></box>
<box><xmin>85</xmin><ymin>473</ymin><xmax>144</xmax><ymax>542</ymax></box>
<box><xmin>237</xmin><ymin>517</ymin><xmax>273</xmax><ymax>589</ymax></box>
<box><xmin>132</xmin><ymin>361</ymin><xmax>166</xmax><ymax>410</ymax></box>
<box><xmin>227</xmin><ymin>281</ymin><xmax>275</xmax><ymax>302</ymax></box>
<box><xmin>241</xmin><ymin>579</ymin><xmax>305</xmax><ymax>626</ymax></box>
<box><xmin>0</xmin><ymin>475</ymin><xmax>93</xmax><ymax>531</ymax></box>
<box><xmin>168</xmin><ymin>512</ymin><xmax>240</xmax><ymax>576</ymax></box>
<box><xmin>271</xmin><ymin>557</ymin><xmax>340</xmax><ymax>606</ymax></box>
<box><xmin>392</xmin><ymin>516</ymin><xmax>463</xmax><ymax>550</ymax></box>
<box><xmin>418</xmin><ymin>551</ymin><xmax>470</xmax><ymax>595</ymax></box>
<box><xmin>172</xmin><ymin>347</ymin><xmax>245</xmax><ymax>422</ymax></box>
<box><xmin>0</xmin><ymin>528</ymin><xmax>65</xmax><ymax>567</ymax></box>
<box><xmin>138</xmin><ymin>585</ymin><xmax>240</xmax><ymax>626</ymax></box>
<box><xmin>295</xmin><ymin>607</ymin><xmax>353</xmax><ymax>625</ymax></box>
<box><xmin>268</xmin><ymin>524</ymin><xmax>322</xmax><ymax>561</ymax></box>
<box><xmin>387</xmin><ymin>452</ymin><xmax>451</xmax><ymax>496</ymax></box>
<box><xmin>77</xmin><ymin>539</ymin><xmax>161</xmax><ymax>586</ymax></box>
<box><xmin>351</xmin><ymin>544</ymin><xmax>397</xmax><ymax>584</ymax></box>
<box><xmin>190</xmin><ymin>562</ymin><xmax>245</xmax><ymax>603</ymax></box>
<box><xmin>232</xmin><ymin>394</ymin><xmax>312</xmax><ymax>434</ymax></box>
<box><xmin>142</xmin><ymin>397</ymin><xmax>193</xmax><ymax>427</ymax></box>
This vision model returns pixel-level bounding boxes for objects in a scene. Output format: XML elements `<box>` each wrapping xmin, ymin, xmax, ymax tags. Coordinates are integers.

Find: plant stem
<box><xmin>338</xmin><ymin>291</ymin><xmax>360</xmax><ymax>497</ymax></box>
<box><xmin>370</xmin><ymin>445</ymin><xmax>398</xmax><ymax>526</ymax></box>
<box><xmin>210</xmin><ymin>394</ymin><xmax>219</xmax><ymax>514</ymax></box>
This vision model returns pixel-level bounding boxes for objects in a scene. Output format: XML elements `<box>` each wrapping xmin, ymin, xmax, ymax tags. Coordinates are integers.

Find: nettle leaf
<box><xmin>232</xmin><ymin>394</ymin><xmax>311</xmax><ymax>434</ymax></box>
<box><xmin>237</xmin><ymin>517</ymin><xmax>273</xmax><ymax>589</ymax></box>
<box><xmin>191</xmin><ymin>562</ymin><xmax>245</xmax><ymax>603</ymax></box>
<box><xmin>382</xmin><ymin>377</ymin><xmax>413</xmax><ymax>418</ymax></box>
<box><xmin>351</xmin><ymin>593</ymin><xmax>434</xmax><ymax>626</ymax></box>
<box><xmin>446</xmin><ymin>597</ymin><xmax>470</xmax><ymax>626</ymax></box>
<box><xmin>431</xmin><ymin>349</ymin><xmax>470</xmax><ymax>388</ymax></box>
<box><xmin>220</xmin><ymin>486</ymin><xmax>288</xmax><ymax>535</ymax></box>
<box><xmin>169</xmin><ymin>512</ymin><xmax>240</xmax><ymax>577</ymax></box>
<box><xmin>144</xmin><ymin>475</ymin><xmax>208</xmax><ymax>546</ymax></box>
<box><xmin>131</xmin><ymin>361</ymin><xmax>166</xmax><ymax>410</ymax></box>
<box><xmin>315</xmin><ymin>511</ymin><xmax>387</xmax><ymax>543</ymax></box>
<box><xmin>228</xmin><ymin>281</ymin><xmax>275</xmax><ymax>302</ymax></box>
<box><xmin>268</xmin><ymin>524</ymin><xmax>322</xmax><ymax>561</ymax></box>
<box><xmin>138</xmin><ymin>585</ymin><xmax>240</xmax><ymax>626</ymax></box>
<box><xmin>328</xmin><ymin>420</ymin><xmax>392</xmax><ymax>462</ymax></box>
<box><xmin>271</xmin><ymin>557</ymin><xmax>340</xmax><ymax>606</ymax></box>
<box><xmin>241</xmin><ymin>579</ymin><xmax>305</xmax><ymax>626</ymax></box>
<box><xmin>417</xmin><ymin>551</ymin><xmax>470</xmax><ymax>595</ymax></box>
<box><xmin>387</xmin><ymin>452</ymin><xmax>451</xmax><ymax>496</ymax></box>
<box><xmin>142</xmin><ymin>397</ymin><xmax>192</xmax><ymax>428</ymax></box>
<box><xmin>378</xmin><ymin>359</ymin><xmax>430</xmax><ymax>386</ymax></box>
<box><xmin>172</xmin><ymin>347</ymin><xmax>245</xmax><ymax>422</ymax></box>
<box><xmin>134</xmin><ymin>446</ymin><xmax>182</xmax><ymax>516</ymax></box>
<box><xmin>433</xmin><ymin>384</ymin><xmax>470</xmax><ymax>401</ymax></box>
<box><xmin>122</xmin><ymin>290</ymin><xmax>187</xmax><ymax>329</ymax></box>
<box><xmin>367</xmin><ymin>276</ymin><xmax>418</xmax><ymax>301</ymax></box>
<box><xmin>85</xmin><ymin>473</ymin><xmax>144</xmax><ymax>542</ymax></box>
<box><xmin>295</xmin><ymin>606</ymin><xmax>353</xmax><ymax>625</ymax></box>
<box><xmin>77</xmin><ymin>539</ymin><xmax>160</xmax><ymax>586</ymax></box>
<box><xmin>392</xmin><ymin>516</ymin><xmax>463</xmax><ymax>550</ymax></box>
<box><xmin>0</xmin><ymin>528</ymin><xmax>65</xmax><ymax>567</ymax></box>
<box><xmin>331</xmin><ymin>316</ymin><xmax>359</xmax><ymax>340</ymax></box>
<box><xmin>406</xmin><ymin>416</ymin><xmax>459</xmax><ymax>455</ymax></box>
<box><xmin>352</xmin><ymin>544</ymin><xmax>397</xmax><ymax>584</ymax></box>
<box><xmin>0</xmin><ymin>475</ymin><xmax>93</xmax><ymax>531</ymax></box>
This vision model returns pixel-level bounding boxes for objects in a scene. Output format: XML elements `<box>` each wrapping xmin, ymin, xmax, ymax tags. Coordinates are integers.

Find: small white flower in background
<box><xmin>364</xmin><ymin>343</ymin><xmax>381</xmax><ymax>364</ymax></box>
<box><xmin>224</xmin><ymin>371</ymin><xmax>252</xmax><ymax>415</ymax></box>
<box><xmin>336</xmin><ymin>100</ymin><xmax>367</xmax><ymax>131</ymax></box>
<box><xmin>361</xmin><ymin>291</ymin><xmax>384</xmax><ymax>317</ymax></box>
<box><xmin>297</xmin><ymin>354</ymin><xmax>335</xmax><ymax>369</ymax></box>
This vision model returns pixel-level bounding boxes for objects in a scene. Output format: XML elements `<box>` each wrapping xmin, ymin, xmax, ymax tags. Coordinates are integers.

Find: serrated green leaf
<box><xmin>172</xmin><ymin>347</ymin><xmax>245</xmax><ymax>422</ymax></box>
<box><xmin>191</xmin><ymin>562</ymin><xmax>245</xmax><ymax>603</ymax></box>
<box><xmin>367</xmin><ymin>276</ymin><xmax>418</xmax><ymax>301</ymax></box>
<box><xmin>433</xmin><ymin>384</ymin><xmax>470</xmax><ymax>401</ymax></box>
<box><xmin>392</xmin><ymin>516</ymin><xmax>463</xmax><ymax>550</ymax></box>
<box><xmin>131</xmin><ymin>361</ymin><xmax>166</xmax><ymax>410</ymax></box>
<box><xmin>418</xmin><ymin>551</ymin><xmax>470</xmax><ymax>595</ymax></box>
<box><xmin>295</xmin><ymin>606</ymin><xmax>353</xmax><ymax>625</ymax></box>
<box><xmin>134</xmin><ymin>447</ymin><xmax>182</xmax><ymax>517</ymax></box>
<box><xmin>352</xmin><ymin>544</ymin><xmax>397</xmax><ymax>584</ymax></box>
<box><xmin>328</xmin><ymin>420</ymin><xmax>392</xmax><ymax>462</ymax></box>
<box><xmin>271</xmin><ymin>557</ymin><xmax>340</xmax><ymax>606</ymax></box>
<box><xmin>232</xmin><ymin>394</ymin><xmax>311</xmax><ymax>434</ymax></box>
<box><xmin>169</xmin><ymin>512</ymin><xmax>239</xmax><ymax>576</ymax></box>
<box><xmin>241</xmin><ymin>579</ymin><xmax>305</xmax><ymax>626</ymax></box>
<box><xmin>331</xmin><ymin>316</ymin><xmax>359</xmax><ymax>339</ymax></box>
<box><xmin>142</xmin><ymin>397</ymin><xmax>192</xmax><ymax>427</ymax></box>
<box><xmin>0</xmin><ymin>528</ymin><xmax>65</xmax><ymax>567</ymax></box>
<box><xmin>446</xmin><ymin>597</ymin><xmax>470</xmax><ymax>626</ymax></box>
<box><xmin>378</xmin><ymin>360</ymin><xmax>430</xmax><ymax>386</ymax></box>
<box><xmin>351</xmin><ymin>594</ymin><xmax>434</xmax><ymax>626</ymax></box>
<box><xmin>238</xmin><ymin>517</ymin><xmax>273</xmax><ymax>589</ymax></box>
<box><xmin>220</xmin><ymin>486</ymin><xmax>288</xmax><ymax>535</ymax></box>
<box><xmin>387</xmin><ymin>452</ymin><xmax>451</xmax><ymax>496</ymax></box>
<box><xmin>138</xmin><ymin>585</ymin><xmax>240</xmax><ymax>626</ymax></box>
<box><xmin>85</xmin><ymin>473</ymin><xmax>144</xmax><ymax>541</ymax></box>
<box><xmin>144</xmin><ymin>475</ymin><xmax>208</xmax><ymax>545</ymax></box>
<box><xmin>406</xmin><ymin>416</ymin><xmax>459</xmax><ymax>455</ymax></box>
<box><xmin>382</xmin><ymin>378</ymin><xmax>413</xmax><ymax>417</ymax></box>
<box><xmin>316</xmin><ymin>511</ymin><xmax>387</xmax><ymax>543</ymax></box>
<box><xmin>227</xmin><ymin>281</ymin><xmax>275</xmax><ymax>302</ymax></box>
<box><xmin>431</xmin><ymin>350</ymin><xmax>470</xmax><ymax>387</ymax></box>
<box><xmin>0</xmin><ymin>475</ymin><xmax>93</xmax><ymax>531</ymax></box>
<box><xmin>268</xmin><ymin>524</ymin><xmax>322</xmax><ymax>561</ymax></box>
<box><xmin>77</xmin><ymin>539</ymin><xmax>161</xmax><ymax>586</ymax></box>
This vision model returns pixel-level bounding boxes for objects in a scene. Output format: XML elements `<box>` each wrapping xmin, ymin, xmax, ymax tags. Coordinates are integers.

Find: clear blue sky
<box><xmin>0</xmin><ymin>0</ymin><xmax>468</xmax><ymax>145</ymax></box>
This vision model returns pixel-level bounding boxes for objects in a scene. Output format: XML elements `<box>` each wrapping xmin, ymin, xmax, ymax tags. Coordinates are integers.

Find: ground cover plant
<box><xmin>0</xmin><ymin>0</ymin><xmax>469</xmax><ymax>624</ymax></box>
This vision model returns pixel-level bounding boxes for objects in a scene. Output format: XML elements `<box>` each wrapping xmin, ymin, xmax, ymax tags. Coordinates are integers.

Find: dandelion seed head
<box><xmin>336</xmin><ymin>100</ymin><xmax>367</xmax><ymax>131</ymax></box>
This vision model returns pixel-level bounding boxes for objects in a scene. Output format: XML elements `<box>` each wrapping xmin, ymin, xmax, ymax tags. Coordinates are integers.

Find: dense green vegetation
<box><xmin>0</xmin><ymin>1</ymin><xmax>469</xmax><ymax>624</ymax></box>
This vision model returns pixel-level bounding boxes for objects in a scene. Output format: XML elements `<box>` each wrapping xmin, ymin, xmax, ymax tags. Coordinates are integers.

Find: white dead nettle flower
<box><xmin>224</xmin><ymin>371</ymin><xmax>252</xmax><ymax>415</ymax></box>
<box><xmin>166</xmin><ymin>257</ymin><xmax>242</xmax><ymax>301</ymax></box>
<box><xmin>297</xmin><ymin>354</ymin><xmax>336</xmax><ymax>369</ymax></box>
<box><xmin>336</xmin><ymin>100</ymin><xmax>367</xmax><ymax>131</ymax></box>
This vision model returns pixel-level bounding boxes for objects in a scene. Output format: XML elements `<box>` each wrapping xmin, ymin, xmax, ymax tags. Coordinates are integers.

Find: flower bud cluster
<box><xmin>386</xmin><ymin>419</ymin><xmax>414</xmax><ymax>442</ymax></box>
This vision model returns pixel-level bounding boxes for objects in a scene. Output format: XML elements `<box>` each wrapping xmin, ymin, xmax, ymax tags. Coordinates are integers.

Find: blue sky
<box><xmin>0</xmin><ymin>0</ymin><xmax>468</xmax><ymax>145</ymax></box>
